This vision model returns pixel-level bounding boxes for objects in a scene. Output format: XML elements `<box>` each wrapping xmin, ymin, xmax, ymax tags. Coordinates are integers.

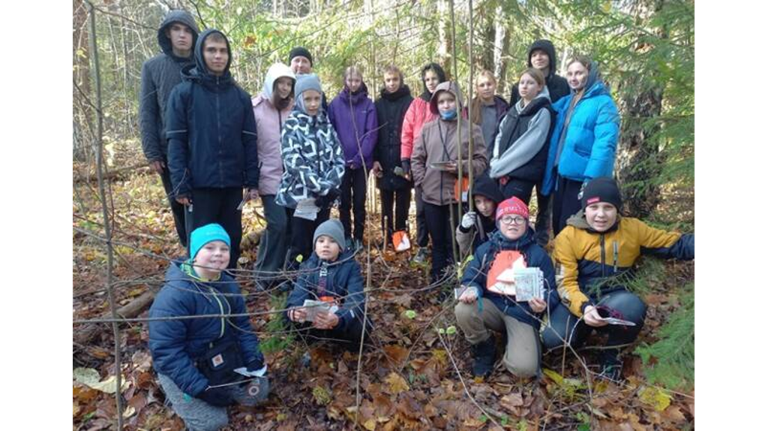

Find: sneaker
<box><xmin>413</xmin><ymin>247</ymin><xmax>430</xmax><ymax>264</ymax></box>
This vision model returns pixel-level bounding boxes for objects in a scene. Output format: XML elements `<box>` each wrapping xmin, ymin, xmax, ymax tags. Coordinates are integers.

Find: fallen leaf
<box><xmin>385</xmin><ymin>372</ymin><xmax>409</xmax><ymax>394</ymax></box>
<box><xmin>639</xmin><ymin>386</ymin><xmax>672</xmax><ymax>412</ymax></box>
<box><xmin>383</xmin><ymin>345</ymin><xmax>409</xmax><ymax>366</ymax></box>
<box><xmin>501</xmin><ymin>393</ymin><xmax>524</xmax><ymax>410</ymax></box>
<box><xmin>73</xmin><ymin>368</ymin><xmax>128</xmax><ymax>394</ymax></box>
<box><xmin>542</xmin><ymin>368</ymin><xmax>564</xmax><ymax>386</ymax></box>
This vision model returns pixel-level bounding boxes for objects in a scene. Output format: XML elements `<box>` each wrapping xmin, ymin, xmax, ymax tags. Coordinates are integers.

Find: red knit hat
<box><xmin>496</xmin><ymin>197</ymin><xmax>529</xmax><ymax>221</ymax></box>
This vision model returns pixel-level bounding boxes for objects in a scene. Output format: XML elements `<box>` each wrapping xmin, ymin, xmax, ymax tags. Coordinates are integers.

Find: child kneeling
<box><xmin>456</xmin><ymin>197</ymin><xmax>558</xmax><ymax>378</ymax></box>
<box><xmin>541</xmin><ymin>177</ymin><xmax>694</xmax><ymax>381</ymax></box>
<box><xmin>149</xmin><ymin>224</ymin><xmax>268</xmax><ymax>431</ymax></box>
<box><xmin>285</xmin><ymin>219</ymin><xmax>369</xmax><ymax>350</ymax></box>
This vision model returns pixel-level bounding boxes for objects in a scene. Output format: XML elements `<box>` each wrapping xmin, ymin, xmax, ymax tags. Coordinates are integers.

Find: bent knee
<box><xmin>454</xmin><ymin>302</ymin><xmax>479</xmax><ymax>323</ymax></box>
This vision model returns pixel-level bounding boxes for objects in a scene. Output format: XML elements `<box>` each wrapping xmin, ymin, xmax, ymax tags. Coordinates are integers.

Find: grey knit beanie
<box><xmin>313</xmin><ymin>219</ymin><xmax>346</xmax><ymax>251</ymax></box>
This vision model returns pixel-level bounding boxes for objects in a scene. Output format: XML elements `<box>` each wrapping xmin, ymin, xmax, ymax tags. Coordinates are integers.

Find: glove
<box><xmin>461</xmin><ymin>211</ymin><xmax>477</xmax><ymax>229</ymax></box>
<box><xmin>401</xmin><ymin>159</ymin><xmax>411</xmax><ymax>177</ymax></box>
<box><xmin>197</xmin><ymin>386</ymin><xmax>236</xmax><ymax>407</ymax></box>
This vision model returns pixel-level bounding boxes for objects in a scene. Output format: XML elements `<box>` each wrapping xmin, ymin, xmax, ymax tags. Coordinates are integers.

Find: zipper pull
<box><xmin>613</xmin><ymin>241</ymin><xmax>618</xmax><ymax>273</ymax></box>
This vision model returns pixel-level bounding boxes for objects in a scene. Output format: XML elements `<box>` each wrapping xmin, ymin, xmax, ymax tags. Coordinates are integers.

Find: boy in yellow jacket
<box><xmin>541</xmin><ymin>177</ymin><xmax>694</xmax><ymax>380</ymax></box>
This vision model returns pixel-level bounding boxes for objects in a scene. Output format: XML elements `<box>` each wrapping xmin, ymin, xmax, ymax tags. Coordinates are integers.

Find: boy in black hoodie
<box><xmin>455</xmin><ymin>173</ymin><xmax>505</xmax><ymax>258</ymax></box>
<box><xmin>139</xmin><ymin>10</ymin><xmax>199</xmax><ymax>247</ymax></box>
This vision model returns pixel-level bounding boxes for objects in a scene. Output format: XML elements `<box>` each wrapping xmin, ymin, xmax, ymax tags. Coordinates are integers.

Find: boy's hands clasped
<box><xmin>287</xmin><ymin>307</ymin><xmax>340</xmax><ymax>329</ymax></box>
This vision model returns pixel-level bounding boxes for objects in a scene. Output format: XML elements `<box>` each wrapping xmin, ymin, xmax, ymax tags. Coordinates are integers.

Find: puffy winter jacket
<box><xmin>374</xmin><ymin>84</ymin><xmax>414</xmax><ymax>191</ymax></box>
<box><xmin>400</xmin><ymin>96</ymin><xmax>437</xmax><ymax>161</ymax></box>
<box><xmin>328</xmin><ymin>82</ymin><xmax>379</xmax><ymax>170</ymax></box>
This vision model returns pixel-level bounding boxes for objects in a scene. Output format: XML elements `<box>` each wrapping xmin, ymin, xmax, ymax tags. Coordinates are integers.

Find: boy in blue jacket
<box><xmin>166</xmin><ymin>29</ymin><xmax>259</xmax><ymax>268</ymax></box>
<box><xmin>285</xmin><ymin>219</ymin><xmax>368</xmax><ymax>350</ymax></box>
<box><xmin>149</xmin><ymin>224</ymin><xmax>268</xmax><ymax>431</ymax></box>
<box><xmin>456</xmin><ymin>197</ymin><xmax>559</xmax><ymax>378</ymax></box>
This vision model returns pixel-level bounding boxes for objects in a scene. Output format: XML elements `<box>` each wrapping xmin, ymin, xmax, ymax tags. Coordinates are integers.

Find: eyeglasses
<box><xmin>499</xmin><ymin>215</ymin><xmax>526</xmax><ymax>226</ymax></box>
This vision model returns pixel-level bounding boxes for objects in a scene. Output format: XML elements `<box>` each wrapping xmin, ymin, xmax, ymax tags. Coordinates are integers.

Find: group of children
<box><xmin>149</xmin><ymin>180</ymin><xmax>693</xmax><ymax>430</ymax></box>
<box><xmin>140</xmin><ymin>10</ymin><xmax>695</xmax><ymax>430</ymax></box>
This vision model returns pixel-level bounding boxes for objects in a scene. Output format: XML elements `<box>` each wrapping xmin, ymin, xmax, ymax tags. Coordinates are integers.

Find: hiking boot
<box><xmin>470</xmin><ymin>337</ymin><xmax>497</xmax><ymax>378</ymax></box>
<box><xmin>413</xmin><ymin>247</ymin><xmax>430</xmax><ymax>264</ymax></box>
<box><xmin>597</xmin><ymin>350</ymin><xmax>623</xmax><ymax>382</ymax></box>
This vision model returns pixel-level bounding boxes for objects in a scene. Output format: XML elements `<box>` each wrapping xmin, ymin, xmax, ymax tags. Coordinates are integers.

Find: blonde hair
<box><xmin>567</xmin><ymin>55</ymin><xmax>592</xmax><ymax>71</ymax></box>
<box><xmin>520</xmin><ymin>68</ymin><xmax>545</xmax><ymax>87</ymax></box>
<box><xmin>382</xmin><ymin>64</ymin><xmax>404</xmax><ymax>83</ymax></box>
<box><xmin>344</xmin><ymin>66</ymin><xmax>363</xmax><ymax>81</ymax></box>
<box><xmin>475</xmin><ymin>70</ymin><xmax>497</xmax><ymax>88</ymax></box>
<box><xmin>470</xmin><ymin>70</ymin><xmax>498</xmax><ymax>125</ymax></box>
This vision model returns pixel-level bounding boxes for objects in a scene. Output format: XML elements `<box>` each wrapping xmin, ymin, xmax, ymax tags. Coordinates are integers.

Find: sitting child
<box><xmin>455</xmin><ymin>172</ymin><xmax>505</xmax><ymax>258</ymax></box>
<box><xmin>285</xmin><ymin>219</ymin><xmax>369</xmax><ymax>350</ymax></box>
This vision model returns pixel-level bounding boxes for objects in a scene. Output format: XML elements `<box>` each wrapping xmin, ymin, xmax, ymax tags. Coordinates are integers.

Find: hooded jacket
<box><xmin>542</xmin><ymin>63</ymin><xmax>620</xmax><ymax>195</ymax></box>
<box><xmin>489</xmin><ymin>87</ymin><xmax>554</xmax><ymax>182</ymax></box>
<box><xmin>275</xmin><ymin>76</ymin><xmax>345</xmax><ymax>209</ymax></box>
<box><xmin>285</xmin><ymin>250</ymin><xmax>367</xmax><ymax>330</ymax></box>
<box><xmin>252</xmin><ymin>63</ymin><xmax>296</xmax><ymax>196</ymax></box>
<box><xmin>328</xmin><ymin>82</ymin><xmax>379</xmax><ymax>169</ymax></box>
<box><xmin>410</xmin><ymin>82</ymin><xmax>488</xmax><ymax>206</ymax></box>
<box><xmin>149</xmin><ymin>262</ymin><xmax>265</xmax><ymax>397</ymax></box>
<box><xmin>139</xmin><ymin>11</ymin><xmax>200</xmax><ymax>163</ymax></box>
<box><xmin>554</xmin><ymin>211</ymin><xmax>695</xmax><ymax>317</ymax></box>
<box><xmin>165</xmin><ymin>30</ymin><xmax>259</xmax><ymax>197</ymax></box>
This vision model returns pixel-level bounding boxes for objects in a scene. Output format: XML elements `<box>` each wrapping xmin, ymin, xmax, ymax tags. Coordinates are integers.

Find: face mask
<box><xmin>440</xmin><ymin>109</ymin><xmax>457</xmax><ymax>121</ymax></box>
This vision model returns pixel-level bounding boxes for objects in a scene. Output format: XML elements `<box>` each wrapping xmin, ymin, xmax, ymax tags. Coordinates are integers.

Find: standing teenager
<box><xmin>468</xmin><ymin>70</ymin><xmax>509</xmax><ymax>161</ymax></box>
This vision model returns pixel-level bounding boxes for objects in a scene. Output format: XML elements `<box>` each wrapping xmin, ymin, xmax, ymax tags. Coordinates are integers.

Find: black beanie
<box><xmin>581</xmin><ymin>177</ymin><xmax>622</xmax><ymax>211</ymax></box>
<box><xmin>289</xmin><ymin>47</ymin><xmax>313</xmax><ymax>66</ymax></box>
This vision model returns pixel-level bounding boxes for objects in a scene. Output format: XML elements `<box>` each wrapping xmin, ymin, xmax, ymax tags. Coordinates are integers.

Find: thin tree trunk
<box><xmin>616</xmin><ymin>0</ymin><xmax>667</xmax><ymax>217</ymax></box>
<box><xmin>493</xmin><ymin>5</ymin><xmax>510</xmax><ymax>95</ymax></box>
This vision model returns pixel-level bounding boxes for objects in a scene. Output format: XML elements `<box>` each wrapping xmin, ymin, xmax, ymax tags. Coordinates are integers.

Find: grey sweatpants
<box><xmin>157</xmin><ymin>373</ymin><xmax>269</xmax><ymax>431</ymax></box>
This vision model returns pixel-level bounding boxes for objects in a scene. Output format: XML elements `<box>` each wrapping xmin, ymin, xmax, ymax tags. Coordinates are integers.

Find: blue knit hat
<box><xmin>189</xmin><ymin>223</ymin><xmax>231</xmax><ymax>261</ymax></box>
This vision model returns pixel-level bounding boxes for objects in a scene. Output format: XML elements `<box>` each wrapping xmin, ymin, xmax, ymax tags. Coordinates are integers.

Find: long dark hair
<box><xmin>272</xmin><ymin>76</ymin><xmax>294</xmax><ymax>111</ymax></box>
<box><xmin>421</xmin><ymin>62</ymin><xmax>446</xmax><ymax>93</ymax></box>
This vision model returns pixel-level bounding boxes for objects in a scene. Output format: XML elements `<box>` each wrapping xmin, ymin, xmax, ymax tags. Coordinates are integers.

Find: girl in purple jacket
<box><xmin>328</xmin><ymin>66</ymin><xmax>379</xmax><ymax>250</ymax></box>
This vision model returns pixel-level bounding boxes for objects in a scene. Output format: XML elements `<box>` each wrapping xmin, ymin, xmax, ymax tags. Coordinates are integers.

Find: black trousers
<box><xmin>158</xmin><ymin>162</ymin><xmax>188</xmax><ymax>247</ymax></box>
<box><xmin>423</xmin><ymin>202</ymin><xmax>459</xmax><ymax>282</ymax></box>
<box><xmin>292</xmin><ymin>316</ymin><xmax>369</xmax><ymax>351</ymax></box>
<box><xmin>185</xmin><ymin>187</ymin><xmax>243</xmax><ymax>269</ymax></box>
<box><xmin>380</xmin><ymin>187</ymin><xmax>411</xmax><ymax>237</ymax></box>
<box><xmin>552</xmin><ymin>175</ymin><xmax>584</xmax><ymax>237</ymax></box>
<box><xmin>414</xmin><ymin>187</ymin><xmax>429</xmax><ymax>247</ymax></box>
<box><xmin>286</xmin><ymin>206</ymin><xmax>332</xmax><ymax>268</ymax></box>
<box><xmin>340</xmin><ymin>167</ymin><xmax>367</xmax><ymax>241</ymax></box>
<box><xmin>500</xmin><ymin>177</ymin><xmax>552</xmax><ymax>246</ymax></box>
<box><xmin>500</xmin><ymin>178</ymin><xmax>537</xmax><ymax>205</ymax></box>
<box><xmin>255</xmin><ymin>195</ymin><xmax>290</xmax><ymax>274</ymax></box>
<box><xmin>533</xmin><ymin>185</ymin><xmax>552</xmax><ymax>246</ymax></box>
